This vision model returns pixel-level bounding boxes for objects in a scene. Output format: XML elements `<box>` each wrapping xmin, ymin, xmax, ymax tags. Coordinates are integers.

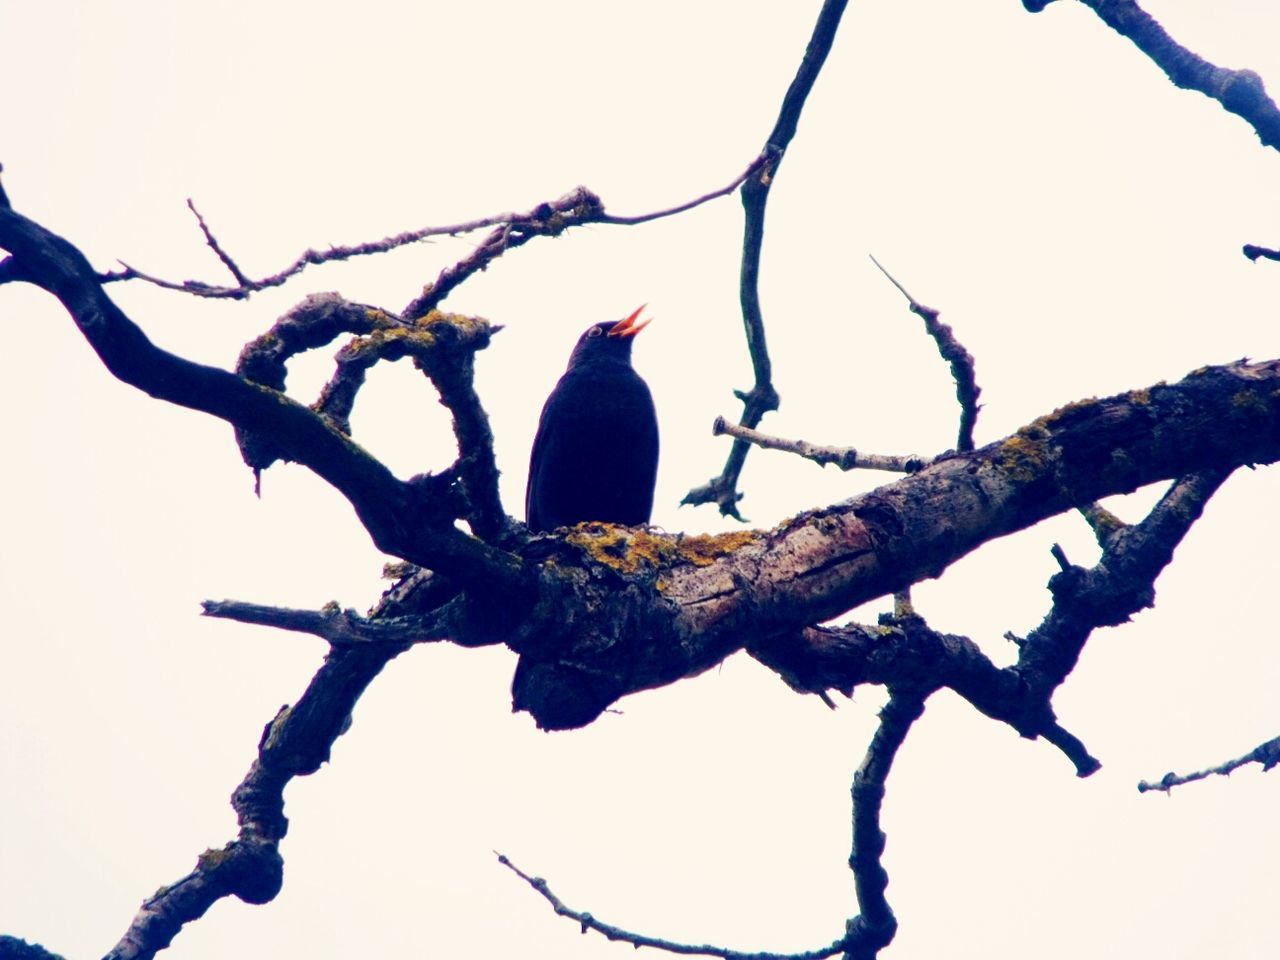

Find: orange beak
<box><xmin>608</xmin><ymin>304</ymin><xmax>651</xmax><ymax>338</ymax></box>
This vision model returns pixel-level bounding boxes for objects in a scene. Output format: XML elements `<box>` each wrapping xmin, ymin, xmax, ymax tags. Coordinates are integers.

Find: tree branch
<box><xmin>0</xmin><ymin>204</ymin><xmax>532</xmax><ymax>602</ymax></box>
<box><xmin>201</xmin><ymin>598</ymin><xmax>458</xmax><ymax>646</ymax></box>
<box><xmin>683</xmin><ymin>0</ymin><xmax>850</xmax><ymax>518</ymax></box>
<box><xmin>497</xmin><ymin>854</ymin><xmax>847</xmax><ymax>960</ymax></box>
<box><xmin>870</xmin><ymin>256</ymin><xmax>981</xmax><ymax>452</ymax></box>
<box><xmin>842</xmin><ymin>689</ymin><xmax>926</xmax><ymax>959</ymax></box>
<box><xmin>512</xmin><ymin>372</ymin><xmax>1270</xmax><ymax>730</ymax></box>
<box><xmin>105</xmin><ymin>642</ymin><xmax>409</xmax><ymax>960</ymax></box>
<box><xmin>712</xmin><ymin>417</ymin><xmax>926</xmax><ymax>474</ymax></box>
<box><xmin>1023</xmin><ymin>0</ymin><xmax>1280</xmax><ymax>149</ymax></box>
<box><xmin>1138</xmin><ymin>735</ymin><xmax>1280</xmax><ymax>794</ymax></box>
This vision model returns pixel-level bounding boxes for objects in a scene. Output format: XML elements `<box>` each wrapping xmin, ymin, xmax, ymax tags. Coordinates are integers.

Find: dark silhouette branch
<box><xmin>1023</xmin><ymin>0</ymin><xmax>1280</xmax><ymax>149</ymax></box>
<box><xmin>1138</xmin><ymin>735</ymin><xmax>1280</xmax><ymax>794</ymax></box>
<box><xmin>201</xmin><ymin>599</ymin><xmax>458</xmax><ymax>646</ymax></box>
<box><xmin>510</xmin><ymin>368</ymin><xmax>1277</xmax><ymax>731</ymax></box>
<box><xmin>683</xmin><ymin>0</ymin><xmax>850</xmax><ymax>519</ymax></box>
<box><xmin>104</xmin><ymin>642</ymin><xmax>411</xmax><ymax>960</ymax></box>
<box><xmin>842</xmin><ymin>689</ymin><xmax>926</xmax><ymax>959</ymax></box>
<box><xmin>712</xmin><ymin>415</ymin><xmax>927</xmax><ymax>474</ymax></box>
<box><xmin>104</xmin><ymin>158</ymin><xmax>772</xmax><ymax>303</ymax></box>
<box><xmin>1242</xmin><ymin>243</ymin><xmax>1280</xmax><ymax>263</ymax></box>
<box><xmin>870</xmin><ymin>256</ymin><xmax>981</xmax><ymax>452</ymax></box>
<box><xmin>497</xmin><ymin>854</ymin><xmax>848</xmax><ymax>960</ymax></box>
<box><xmin>0</xmin><ymin>203</ymin><xmax>532</xmax><ymax>602</ymax></box>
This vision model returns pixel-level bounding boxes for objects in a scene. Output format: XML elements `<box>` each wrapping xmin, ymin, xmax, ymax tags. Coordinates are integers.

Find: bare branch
<box><xmin>105</xmin><ymin>158</ymin><xmax>771</xmax><ymax>302</ymax></box>
<box><xmin>0</xmin><ymin>204</ymin><xmax>533</xmax><ymax>602</ymax></box>
<box><xmin>748</xmin><ymin>615</ymin><xmax>1100</xmax><ymax>777</ymax></box>
<box><xmin>712</xmin><ymin>415</ymin><xmax>926</xmax><ymax>474</ymax></box>
<box><xmin>515</xmin><ymin>367</ymin><xmax>1279</xmax><ymax>731</ymax></box>
<box><xmin>599</xmin><ymin>153</ymin><xmax>772</xmax><ymax>226</ymax></box>
<box><xmin>186</xmin><ymin>198</ymin><xmax>250</xmax><ymax>287</ymax></box>
<box><xmin>1014</xmin><ymin>469</ymin><xmax>1233</xmax><ymax>705</ymax></box>
<box><xmin>683</xmin><ymin>0</ymin><xmax>850</xmax><ymax>519</ymax></box>
<box><xmin>497</xmin><ymin>854</ymin><xmax>848</xmax><ymax>960</ymax></box>
<box><xmin>870</xmin><ymin>256</ymin><xmax>981</xmax><ymax>452</ymax></box>
<box><xmin>1242</xmin><ymin>243</ymin><xmax>1280</xmax><ymax>263</ymax></box>
<box><xmin>1023</xmin><ymin>0</ymin><xmax>1280</xmax><ymax>149</ymax></box>
<box><xmin>201</xmin><ymin>599</ymin><xmax>456</xmax><ymax>646</ymax></box>
<box><xmin>842</xmin><ymin>689</ymin><xmax>926</xmax><ymax>959</ymax></box>
<box><xmin>106</xmin><ymin>643</ymin><xmax>410</xmax><ymax>959</ymax></box>
<box><xmin>1138</xmin><ymin>735</ymin><xmax>1280</xmax><ymax>794</ymax></box>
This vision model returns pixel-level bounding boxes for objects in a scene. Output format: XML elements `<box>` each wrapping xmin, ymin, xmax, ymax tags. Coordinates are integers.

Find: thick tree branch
<box><xmin>842</xmin><ymin>689</ymin><xmax>925</xmax><ymax>959</ymax></box>
<box><xmin>749</xmin><ymin>614</ymin><xmax>1099</xmax><ymax>777</ymax></box>
<box><xmin>1024</xmin><ymin>0</ymin><xmax>1280</xmax><ymax>149</ymax></box>
<box><xmin>0</xmin><ymin>205</ymin><xmax>531</xmax><ymax>602</ymax></box>
<box><xmin>511</xmin><ymin>367</ymin><xmax>1275</xmax><ymax>730</ymax></box>
<box><xmin>1013</xmin><ymin>468</ymin><xmax>1231</xmax><ymax>705</ymax></box>
<box><xmin>105</xmin><ymin>642</ymin><xmax>409</xmax><ymax>960</ymax></box>
<box><xmin>683</xmin><ymin>0</ymin><xmax>849</xmax><ymax>518</ymax></box>
<box><xmin>1242</xmin><ymin>243</ymin><xmax>1280</xmax><ymax>263</ymax></box>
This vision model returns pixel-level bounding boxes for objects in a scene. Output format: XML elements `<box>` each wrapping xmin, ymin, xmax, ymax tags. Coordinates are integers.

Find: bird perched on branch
<box><xmin>526</xmin><ymin>306</ymin><xmax>659</xmax><ymax>533</ymax></box>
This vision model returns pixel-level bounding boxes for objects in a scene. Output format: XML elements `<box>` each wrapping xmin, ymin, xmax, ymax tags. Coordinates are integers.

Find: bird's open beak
<box><xmin>609</xmin><ymin>304</ymin><xmax>651</xmax><ymax>338</ymax></box>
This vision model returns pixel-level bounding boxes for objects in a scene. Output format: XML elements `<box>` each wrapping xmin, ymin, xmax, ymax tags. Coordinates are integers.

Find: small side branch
<box><xmin>842</xmin><ymin>689</ymin><xmax>926</xmax><ymax>959</ymax></box>
<box><xmin>498</xmin><ymin>855</ymin><xmax>847</xmax><ymax>960</ymax></box>
<box><xmin>748</xmin><ymin>614</ymin><xmax>1100</xmax><ymax>777</ymax></box>
<box><xmin>713</xmin><ymin>416</ymin><xmax>926</xmax><ymax>474</ymax></box>
<box><xmin>1138</xmin><ymin>735</ymin><xmax>1280</xmax><ymax>794</ymax></box>
<box><xmin>202</xmin><ymin>599</ymin><xmax>455</xmax><ymax>646</ymax></box>
<box><xmin>1024</xmin><ymin>0</ymin><xmax>1280</xmax><ymax>150</ymax></box>
<box><xmin>871</xmin><ymin>256</ymin><xmax>980</xmax><ymax>452</ymax></box>
<box><xmin>106</xmin><ymin>642</ymin><xmax>410</xmax><ymax>960</ymax></box>
<box><xmin>105</xmin><ymin>160</ymin><xmax>772</xmax><ymax>302</ymax></box>
<box><xmin>683</xmin><ymin>0</ymin><xmax>850</xmax><ymax>519</ymax></box>
<box><xmin>1015</xmin><ymin>468</ymin><xmax>1232</xmax><ymax>705</ymax></box>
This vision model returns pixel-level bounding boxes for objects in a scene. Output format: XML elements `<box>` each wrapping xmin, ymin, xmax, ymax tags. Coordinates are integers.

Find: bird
<box><xmin>525</xmin><ymin>306</ymin><xmax>659</xmax><ymax>533</ymax></box>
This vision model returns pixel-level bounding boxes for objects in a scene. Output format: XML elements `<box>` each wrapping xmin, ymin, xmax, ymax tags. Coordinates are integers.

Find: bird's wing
<box><xmin>525</xmin><ymin>383</ymin><xmax>561</xmax><ymax>529</ymax></box>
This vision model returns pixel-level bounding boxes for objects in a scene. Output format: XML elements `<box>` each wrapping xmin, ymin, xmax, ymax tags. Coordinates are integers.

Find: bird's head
<box><xmin>567</xmin><ymin>305</ymin><xmax>651</xmax><ymax>368</ymax></box>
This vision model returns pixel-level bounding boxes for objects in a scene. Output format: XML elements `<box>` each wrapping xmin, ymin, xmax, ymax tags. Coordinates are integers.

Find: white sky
<box><xmin>2</xmin><ymin>2</ymin><xmax>1279</xmax><ymax>958</ymax></box>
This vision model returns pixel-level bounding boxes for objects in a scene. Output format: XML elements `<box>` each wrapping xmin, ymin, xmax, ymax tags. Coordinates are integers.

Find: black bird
<box><xmin>525</xmin><ymin>306</ymin><xmax>659</xmax><ymax>533</ymax></box>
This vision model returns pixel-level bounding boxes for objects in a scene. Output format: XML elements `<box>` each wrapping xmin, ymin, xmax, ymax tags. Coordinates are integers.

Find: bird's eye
<box><xmin>587</xmin><ymin>326</ymin><xmax>603</xmax><ymax>338</ymax></box>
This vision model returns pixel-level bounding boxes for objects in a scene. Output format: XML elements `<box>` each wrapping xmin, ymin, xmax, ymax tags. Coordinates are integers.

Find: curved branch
<box><xmin>512</xmin><ymin>364</ymin><xmax>1278</xmax><ymax>729</ymax></box>
<box><xmin>498</xmin><ymin>854</ymin><xmax>847</xmax><ymax>960</ymax></box>
<box><xmin>842</xmin><ymin>689</ymin><xmax>926</xmax><ymax>959</ymax></box>
<box><xmin>870</xmin><ymin>256</ymin><xmax>981</xmax><ymax>452</ymax></box>
<box><xmin>1138</xmin><ymin>735</ymin><xmax>1280</xmax><ymax>794</ymax></box>
<box><xmin>105</xmin><ymin>643</ymin><xmax>408</xmax><ymax>960</ymax></box>
<box><xmin>683</xmin><ymin>0</ymin><xmax>849</xmax><ymax>518</ymax></box>
<box><xmin>1024</xmin><ymin>0</ymin><xmax>1280</xmax><ymax>149</ymax></box>
<box><xmin>0</xmin><ymin>205</ymin><xmax>532</xmax><ymax>601</ymax></box>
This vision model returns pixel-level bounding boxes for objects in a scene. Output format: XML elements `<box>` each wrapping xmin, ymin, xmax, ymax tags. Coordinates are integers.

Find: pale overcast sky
<box><xmin>2</xmin><ymin>2</ymin><xmax>1280</xmax><ymax>958</ymax></box>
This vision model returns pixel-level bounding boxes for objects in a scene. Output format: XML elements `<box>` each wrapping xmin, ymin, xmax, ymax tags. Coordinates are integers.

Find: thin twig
<box><xmin>497</xmin><ymin>854</ymin><xmax>847</xmax><ymax>960</ymax></box>
<box><xmin>1138</xmin><ymin>735</ymin><xmax>1280</xmax><ymax>794</ymax></box>
<box><xmin>187</xmin><ymin>198</ymin><xmax>251</xmax><ymax>287</ymax></box>
<box><xmin>683</xmin><ymin>0</ymin><xmax>850</xmax><ymax>518</ymax></box>
<box><xmin>870</xmin><ymin>256</ymin><xmax>981</xmax><ymax>452</ymax></box>
<box><xmin>102</xmin><ymin>157</ymin><xmax>772</xmax><ymax>302</ymax></box>
<box><xmin>713</xmin><ymin>415</ymin><xmax>926</xmax><ymax>474</ymax></box>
